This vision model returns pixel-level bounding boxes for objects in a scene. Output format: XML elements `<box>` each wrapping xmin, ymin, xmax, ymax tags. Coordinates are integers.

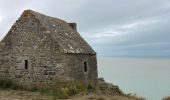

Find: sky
<box><xmin>0</xmin><ymin>0</ymin><xmax>170</xmax><ymax>57</ymax></box>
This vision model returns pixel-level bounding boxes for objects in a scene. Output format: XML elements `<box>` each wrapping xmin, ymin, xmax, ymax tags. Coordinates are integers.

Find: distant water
<box><xmin>98</xmin><ymin>57</ymin><xmax>170</xmax><ymax>100</ymax></box>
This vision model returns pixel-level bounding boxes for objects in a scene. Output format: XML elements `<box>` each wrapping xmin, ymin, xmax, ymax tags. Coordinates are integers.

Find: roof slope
<box><xmin>22</xmin><ymin>10</ymin><xmax>96</xmax><ymax>54</ymax></box>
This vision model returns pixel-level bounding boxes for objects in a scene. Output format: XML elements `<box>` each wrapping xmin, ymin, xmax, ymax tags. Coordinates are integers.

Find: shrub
<box><xmin>67</xmin><ymin>88</ymin><xmax>78</xmax><ymax>95</ymax></box>
<box><xmin>163</xmin><ymin>96</ymin><xmax>170</xmax><ymax>100</ymax></box>
<box><xmin>26</xmin><ymin>84</ymin><xmax>42</xmax><ymax>92</ymax></box>
<box><xmin>39</xmin><ymin>81</ymin><xmax>98</xmax><ymax>99</ymax></box>
<box><xmin>87</xmin><ymin>83</ymin><xmax>95</xmax><ymax>92</ymax></box>
<box><xmin>40</xmin><ymin>86</ymin><xmax>69</xmax><ymax>99</ymax></box>
<box><xmin>97</xmin><ymin>96</ymin><xmax>105</xmax><ymax>100</ymax></box>
<box><xmin>0</xmin><ymin>78</ymin><xmax>23</xmax><ymax>90</ymax></box>
<box><xmin>0</xmin><ymin>79</ymin><xmax>98</xmax><ymax>99</ymax></box>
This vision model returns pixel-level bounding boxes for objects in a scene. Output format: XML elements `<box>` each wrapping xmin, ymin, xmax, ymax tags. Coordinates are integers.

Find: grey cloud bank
<box><xmin>0</xmin><ymin>0</ymin><xmax>170</xmax><ymax>57</ymax></box>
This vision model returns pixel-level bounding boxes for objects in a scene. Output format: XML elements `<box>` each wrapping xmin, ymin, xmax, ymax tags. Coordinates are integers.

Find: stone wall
<box><xmin>0</xmin><ymin>52</ymin><xmax>98</xmax><ymax>84</ymax></box>
<box><xmin>0</xmin><ymin>12</ymin><xmax>98</xmax><ymax>84</ymax></box>
<box><xmin>66</xmin><ymin>54</ymin><xmax>98</xmax><ymax>81</ymax></box>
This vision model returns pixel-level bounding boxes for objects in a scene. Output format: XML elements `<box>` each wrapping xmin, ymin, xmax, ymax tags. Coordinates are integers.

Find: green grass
<box><xmin>39</xmin><ymin>81</ymin><xmax>97</xmax><ymax>99</ymax></box>
<box><xmin>0</xmin><ymin>78</ymin><xmax>98</xmax><ymax>99</ymax></box>
<box><xmin>0</xmin><ymin>78</ymin><xmax>24</xmax><ymax>90</ymax></box>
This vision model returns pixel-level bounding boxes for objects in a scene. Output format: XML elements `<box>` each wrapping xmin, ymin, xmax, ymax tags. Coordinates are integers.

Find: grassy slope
<box><xmin>0</xmin><ymin>89</ymin><xmax>143</xmax><ymax>100</ymax></box>
<box><xmin>0</xmin><ymin>78</ymin><xmax>145</xmax><ymax>100</ymax></box>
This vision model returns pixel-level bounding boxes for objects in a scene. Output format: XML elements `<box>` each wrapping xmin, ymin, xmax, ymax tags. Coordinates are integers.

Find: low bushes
<box><xmin>0</xmin><ymin>78</ymin><xmax>24</xmax><ymax>90</ymax></box>
<box><xmin>0</xmin><ymin>78</ymin><xmax>97</xmax><ymax>99</ymax></box>
<box><xmin>39</xmin><ymin>81</ymin><xmax>97</xmax><ymax>99</ymax></box>
<box><xmin>163</xmin><ymin>96</ymin><xmax>170</xmax><ymax>100</ymax></box>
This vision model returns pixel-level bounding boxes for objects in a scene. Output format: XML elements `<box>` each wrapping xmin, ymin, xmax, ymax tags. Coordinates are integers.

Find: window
<box><xmin>25</xmin><ymin>60</ymin><xmax>28</xmax><ymax>69</ymax></box>
<box><xmin>84</xmin><ymin>61</ymin><xmax>88</xmax><ymax>72</ymax></box>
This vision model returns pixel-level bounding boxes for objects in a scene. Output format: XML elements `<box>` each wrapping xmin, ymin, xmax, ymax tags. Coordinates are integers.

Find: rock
<box><xmin>98</xmin><ymin>78</ymin><xmax>124</xmax><ymax>96</ymax></box>
<box><xmin>98</xmin><ymin>77</ymin><xmax>105</xmax><ymax>82</ymax></box>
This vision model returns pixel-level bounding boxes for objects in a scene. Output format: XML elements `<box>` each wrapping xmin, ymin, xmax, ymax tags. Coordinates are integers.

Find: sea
<box><xmin>98</xmin><ymin>57</ymin><xmax>170</xmax><ymax>100</ymax></box>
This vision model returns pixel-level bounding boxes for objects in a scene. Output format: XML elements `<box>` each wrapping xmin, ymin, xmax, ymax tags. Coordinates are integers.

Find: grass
<box><xmin>38</xmin><ymin>81</ymin><xmax>97</xmax><ymax>99</ymax></box>
<box><xmin>0</xmin><ymin>78</ymin><xmax>97</xmax><ymax>99</ymax></box>
<box><xmin>0</xmin><ymin>78</ymin><xmax>146</xmax><ymax>100</ymax></box>
<box><xmin>163</xmin><ymin>96</ymin><xmax>170</xmax><ymax>100</ymax></box>
<box><xmin>125</xmin><ymin>93</ymin><xmax>145</xmax><ymax>100</ymax></box>
<box><xmin>0</xmin><ymin>78</ymin><xmax>25</xmax><ymax>90</ymax></box>
<box><xmin>96</xmin><ymin>96</ymin><xmax>105</xmax><ymax>100</ymax></box>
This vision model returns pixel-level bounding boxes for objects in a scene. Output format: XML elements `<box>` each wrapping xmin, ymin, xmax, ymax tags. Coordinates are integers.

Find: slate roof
<box><xmin>21</xmin><ymin>10</ymin><xmax>96</xmax><ymax>55</ymax></box>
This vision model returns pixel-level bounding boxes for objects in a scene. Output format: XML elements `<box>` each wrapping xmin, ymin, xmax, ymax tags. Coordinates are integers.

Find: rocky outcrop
<box><xmin>163</xmin><ymin>96</ymin><xmax>170</xmax><ymax>100</ymax></box>
<box><xmin>98</xmin><ymin>78</ymin><xmax>124</xmax><ymax>96</ymax></box>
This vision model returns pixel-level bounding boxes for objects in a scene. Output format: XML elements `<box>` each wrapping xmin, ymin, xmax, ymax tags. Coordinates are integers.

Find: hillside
<box><xmin>0</xmin><ymin>90</ymin><xmax>143</xmax><ymax>100</ymax></box>
<box><xmin>0</xmin><ymin>78</ymin><xmax>144</xmax><ymax>100</ymax></box>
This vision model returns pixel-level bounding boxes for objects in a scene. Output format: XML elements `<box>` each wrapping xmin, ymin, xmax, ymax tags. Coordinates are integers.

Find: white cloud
<box><xmin>121</xmin><ymin>19</ymin><xmax>160</xmax><ymax>29</ymax></box>
<box><xmin>0</xmin><ymin>16</ymin><xmax>2</xmax><ymax>22</ymax></box>
<box><xmin>0</xmin><ymin>0</ymin><xmax>170</xmax><ymax>57</ymax></box>
<box><xmin>89</xmin><ymin>18</ymin><xmax>160</xmax><ymax>40</ymax></box>
<box><xmin>91</xmin><ymin>30</ymin><xmax>125</xmax><ymax>38</ymax></box>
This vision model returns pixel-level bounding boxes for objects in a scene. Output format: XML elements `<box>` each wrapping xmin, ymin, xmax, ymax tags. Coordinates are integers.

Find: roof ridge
<box><xmin>22</xmin><ymin>9</ymin><xmax>67</xmax><ymax>23</ymax></box>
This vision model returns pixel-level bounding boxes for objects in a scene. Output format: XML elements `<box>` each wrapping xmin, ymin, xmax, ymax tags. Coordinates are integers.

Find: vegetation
<box><xmin>38</xmin><ymin>81</ymin><xmax>97</xmax><ymax>99</ymax></box>
<box><xmin>0</xmin><ymin>78</ymin><xmax>97</xmax><ymax>99</ymax></box>
<box><xmin>125</xmin><ymin>93</ymin><xmax>145</xmax><ymax>100</ymax></box>
<box><xmin>0</xmin><ymin>78</ymin><xmax>25</xmax><ymax>90</ymax></box>
<box><xmin>163</xmin><ymin>96</ymin><xmax>170</xmax><ymax>100</ymax></box>
<box><xmin>0</xmin><ymin>78</ymin><xmax>145</xmax><ymax>100</ymax></box>
<box><xmin>96</xmin><ymin>96</ymin><xmax>105</xmax><ymax>100</ymax></box>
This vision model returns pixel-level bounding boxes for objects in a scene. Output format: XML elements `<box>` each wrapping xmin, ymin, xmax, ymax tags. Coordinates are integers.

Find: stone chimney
<box><xmin>68</xmin><ymin>23</ymin><xmax>77</xmax><ymax>31</ymax></box>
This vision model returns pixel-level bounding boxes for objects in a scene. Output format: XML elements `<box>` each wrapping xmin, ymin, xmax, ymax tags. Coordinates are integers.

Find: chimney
<box><xmin>68</xmin><ymin>23</ymin><xmax>77</xmax><ymax>31</ymax></box>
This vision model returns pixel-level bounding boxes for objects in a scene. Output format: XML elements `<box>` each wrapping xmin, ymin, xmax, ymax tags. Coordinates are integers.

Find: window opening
<box><xmin>84</xmin><ymin>61</ymin><xmax>87</xmax><ymax>72</ymax></box>
<box><xmin>25</xmin><ymin>60</ymin><xmax>28</xmax><ymax>69</ymax></box>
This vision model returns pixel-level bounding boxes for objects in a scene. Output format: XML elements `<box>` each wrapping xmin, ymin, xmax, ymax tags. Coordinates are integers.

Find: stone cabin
<box><xmin>0</xmin><ymin>10</ymin><xmax>98</xmax><ymax>84</ymax></box>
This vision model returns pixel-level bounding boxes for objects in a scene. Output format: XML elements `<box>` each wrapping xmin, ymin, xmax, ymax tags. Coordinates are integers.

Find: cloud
<box><xmin>91</xmin><ymin>30</ymin><xmax>126</xmax><ymax>38</ymax></box>
<box><xmin>89</xmin><ymin>18</ymin><xmax>160</xmax><ymax>40</ymax></box>
<box><xmin>121</xmin><ymin>19</ymin><xmax>160</xmax><ymax>29</ymax></box>
<box><xmin>0</xmin><ymin>16</ymin><xmax>2</xmax><ymax>22</ymax></box>
<box><xmin>0</xmin><ymin>0</ymin><xmax>170</xmax><ymax>57</ymax></box>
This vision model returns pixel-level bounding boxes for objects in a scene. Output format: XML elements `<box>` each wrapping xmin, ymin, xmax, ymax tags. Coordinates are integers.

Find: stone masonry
<box><xmin>0</xmin><ymin>10</ymin><xmax>98</xmax><ymax>84</ymax></box>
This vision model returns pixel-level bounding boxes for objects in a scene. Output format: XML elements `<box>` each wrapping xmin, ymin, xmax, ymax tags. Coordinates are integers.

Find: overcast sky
<box><xmin>0</xmin><ymin>0</ymin><xmax>170</xmax><ymax>57</ymax></box>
